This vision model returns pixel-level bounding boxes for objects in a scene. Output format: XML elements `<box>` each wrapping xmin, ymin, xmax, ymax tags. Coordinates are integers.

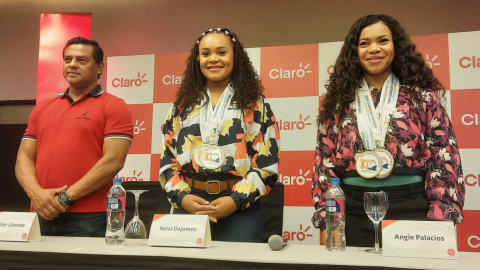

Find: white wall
<box><xmin>1</xmin><ymin>0</ymin><xmax>480</xmax><ymax>102</ymax></box>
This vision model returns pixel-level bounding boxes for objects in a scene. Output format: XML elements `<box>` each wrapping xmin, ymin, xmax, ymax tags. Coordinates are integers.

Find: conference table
<box><xmin>0</xmin><ymin>236</ymin><xmax>478</xmax><ymax>270</ymax></box>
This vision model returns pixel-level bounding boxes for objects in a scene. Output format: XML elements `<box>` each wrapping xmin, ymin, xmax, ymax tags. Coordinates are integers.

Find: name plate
<box><xmin>382</xmin><ymin>220</ymin><xmax>457</xmax><ymax>259</ymax></box>
<box><xmin>148</xmin><ymin>214</ymin><xmax>211</xmax><ymax>248</ymax></box>
<box><xmin>0</xmin><ymin>212</ymin><xmax>41</xmax><ymax>242</ymax></box>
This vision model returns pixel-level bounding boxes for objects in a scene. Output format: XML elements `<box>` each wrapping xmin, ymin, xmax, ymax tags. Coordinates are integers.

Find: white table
<box><xmin>0</xmin><ymin>236</ymin><xmax>478</xmax><ymax>270</ymax></box>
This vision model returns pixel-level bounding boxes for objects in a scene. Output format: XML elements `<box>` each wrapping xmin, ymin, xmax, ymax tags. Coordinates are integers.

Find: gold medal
<box><xmin>374</xmin><ymin>148</ymin><xmax>394</xmax><ymax>179</ymax></box>
<box><xmin>355</xmin><ymin>151</ymin><xmax>381</xmax><ymax>178</ymax></box>
<box><xmin>200</xmin><ymin>145</ymin><xmax>226</xmax><ymax>170</ymax></box>
<box><xmin>193</xmin><ymin>144</ymin><xmax>208</xmax><ymax>167</ymax></box>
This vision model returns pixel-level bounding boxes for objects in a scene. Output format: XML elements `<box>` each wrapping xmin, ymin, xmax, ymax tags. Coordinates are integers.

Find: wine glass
<box><xmin>125</xmin><ymin>190</ymin><xmax>148</xmax><ymax>246</ymax></box>
<box><xmin>363</xmin><ymin>191</ymin><xmax>388</xmax><ymax>253</ymax></box>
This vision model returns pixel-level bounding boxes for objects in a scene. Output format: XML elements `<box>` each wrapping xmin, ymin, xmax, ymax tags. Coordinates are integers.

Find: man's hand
<box><xmin>196</xmin><ymin>196</ymin><xmax>238</xmax><ymax>223</ymax></box>
<box><xmin>181</xmin><ymin>194</ymin><xmax>216</xmax><ymax>215</ymax></box>
<box><xmin>15</xmin><ymin>140</ymin><xmax>69</xmax><ymax>219</ymax></box>
<box><xmin>30</xmin><ymin>185</ymin><xmax>68</xmax><ymax>220</ymax></box>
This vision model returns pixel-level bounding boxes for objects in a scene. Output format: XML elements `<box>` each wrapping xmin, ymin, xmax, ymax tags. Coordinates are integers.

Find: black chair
<box><xmin>126</xmin><ymin>180</ymin><xmax>284</xmax><ymax>242</ymax></box>
<box><xmin>0</xmin><ymin>124</ymin><xmax>31</xmax><ymax>212</ymax></box>
<box><xmin>261</xmin><ymin>182</ymin><xmax>284</xmax><ymax>242</ymax></box>
<box><xmin>123</xmin><ymin>181</ymin><xmax>171</xmax><ymax>235</ymax></box>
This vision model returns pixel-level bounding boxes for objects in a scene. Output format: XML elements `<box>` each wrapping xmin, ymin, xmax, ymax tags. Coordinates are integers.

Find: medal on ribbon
<box><xmin>193</xmin><ymin>144</ymin><xmax>208</xmax><ymax>166</ymax></box>
<box><xmin>196</xmin><ymin>84</ymin><xmax>234</xmax><ymax>170</ymax></box>
<box><xmin>374</xmin><ymin>148</ymin><xmax>394</xmax><ymax>178</ymax></box>
<box><xmin>199</xmin><ymin>145</ymin><xmax>226</xmax><ymax>170</ymax></box>
<box><xmin>355</xmin><ymin>150</ymin><xmax>382</xmax><ymax>178</ymax></box>
<box><xmin>355</xmin><ymin>74</ymin><xmax>399</xmax><ymax>179</ymax></box>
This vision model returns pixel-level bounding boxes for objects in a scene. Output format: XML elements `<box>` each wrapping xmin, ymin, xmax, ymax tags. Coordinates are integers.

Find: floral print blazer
<box><xmin>312</xmin><ymin>87</ymin><xmax>465</xmax><ymax>229</ymax></box>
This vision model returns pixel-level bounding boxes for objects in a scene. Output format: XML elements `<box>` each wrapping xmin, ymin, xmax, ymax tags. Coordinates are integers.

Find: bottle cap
<box><xmin>113</xmin><ymin>178</ymin><xmax>122</xmax><ymax>183</ymax></box>
<box><xmin>330</xmin><ymin>178</ymin><xmax>340</xmax><ymax>184</ymax></box>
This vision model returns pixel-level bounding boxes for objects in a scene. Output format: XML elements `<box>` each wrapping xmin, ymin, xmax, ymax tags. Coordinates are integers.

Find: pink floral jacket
<box><xmin>312</xmin><ymin>87</ymin><xmax>465</xmax><ymax>229</ymax></box>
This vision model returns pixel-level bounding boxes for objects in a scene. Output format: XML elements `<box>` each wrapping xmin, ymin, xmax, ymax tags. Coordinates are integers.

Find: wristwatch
<box><xmin>58</xmin><ymin>191</ymin><xmax>75</xmax><ymax>205</ymax></box>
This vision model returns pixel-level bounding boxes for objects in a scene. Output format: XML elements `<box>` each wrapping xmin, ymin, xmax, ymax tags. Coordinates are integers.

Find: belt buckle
<box><xmin>205</xmin><ymin>180</ymin><xmax>222</xmax><ymax>194</ymax></box>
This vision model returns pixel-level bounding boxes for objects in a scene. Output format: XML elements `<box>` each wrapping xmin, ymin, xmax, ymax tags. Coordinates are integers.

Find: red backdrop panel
<box><xmin>457</xmin><ymin>210</ymin><xmax>480</xmax><ymax>252</ymax></box>
<box><xmin>150</xmin><ymin>154</ymin><xmax>161</xmax><ymax>182</ymax></box>
<box><xmin>411</xmin><ymin>34</ymin><xmax>450</xmax><ymax>90</ymax></box>
<box><xmin>128</xmin><ymin>104</ymin><xmax>153</xmax><ymax>154</ymax></box>
<box><xmin>154</xmin><ymin>52</ymin><xmax>189</xmax><ymax>103</ymax></box>
<box><xmin>450</xmin><ymin>89</ymin><xmax>480</xmax><ymax>148</ymax></box>
<box><xmin>37</xmin><ymin>13</ymin><xmax>91</xmax><ymax>104</ymax></box>
<box><xmin>279</xmin><ymin>150</ymin><xmax>315</xmax><ymax>206</ymax></box>
<box><xmin>261</xmin><ymin>44</ymin><xmax>319</xmax><ymax>98</ymax></box>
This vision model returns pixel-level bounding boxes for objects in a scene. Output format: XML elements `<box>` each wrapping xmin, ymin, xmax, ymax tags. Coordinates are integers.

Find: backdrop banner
<box><xmin>107</xmin><ymin>30</ymin><xmax>480</xmax><ymax>252</ymax></box>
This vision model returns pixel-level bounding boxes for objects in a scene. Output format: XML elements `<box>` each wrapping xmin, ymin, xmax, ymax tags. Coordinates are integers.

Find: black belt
<box><xmin>342</xmin><ymin>180</ymin><xmax>426</xmax><ymax>201</ymax></box>
<box><xmin>343</xmin><ymin>168</ymin><xmax>425</xmax><ymax>178</ymax></box>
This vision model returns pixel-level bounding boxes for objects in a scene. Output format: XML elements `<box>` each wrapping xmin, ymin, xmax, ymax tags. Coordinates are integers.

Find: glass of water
<box><xmin>363</xmin><ymin>191</ymin><xmax>388</xmax><ymax>253</ymax></box>
<box><xmin>125</xmin><ymin>190</ymin><xmax>148</xmax><ymax>246</ymax></box>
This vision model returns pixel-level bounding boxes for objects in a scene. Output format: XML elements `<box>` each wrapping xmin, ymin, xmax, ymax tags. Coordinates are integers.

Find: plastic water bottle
<box><xmin>325</xmin><ymin>177</ymin><xmax>346</xmax><ymax>251</ymax></box>
<box><xmin>105</xmin><ymin>178</ymin><xmax>126</xmax><ymax>246</ymax></box>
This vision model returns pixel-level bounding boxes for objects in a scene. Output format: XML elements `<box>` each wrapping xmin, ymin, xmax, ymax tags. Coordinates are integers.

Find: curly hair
<box><xmin>318</xmin><ymin>14</ymin><xmax>445</xmax><ymax>124</ymax></box>
<box><xmin>173</xmin><ymin>28</ymin><xmax>263</xmax><ymax>117</ymax></box>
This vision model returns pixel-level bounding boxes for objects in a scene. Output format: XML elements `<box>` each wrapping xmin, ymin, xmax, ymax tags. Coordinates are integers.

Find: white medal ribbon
<box><xmin>196</xmin><ymin>84</ymin><xmax>234</xmax><ymax>170</ymax></box>
<box><xmin>355</xmin><ymin>73</ymin><xmax>400</xmax><ymax>150</ymax></box>
<box><xmin>355</xmin><ymin>73</ymin><xmax>399</xmax><ymax>178</ymax></box>
<box><xmin>199</xmin><ymin>83</ymin><xmax>234</xmax><ymax>145</ymax></box>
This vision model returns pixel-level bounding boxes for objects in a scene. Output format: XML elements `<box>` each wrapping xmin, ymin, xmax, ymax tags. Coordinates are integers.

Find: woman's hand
<box><xmin>181</xmin><ymin>194</ymin><xmax>216</xmax><ymax>214</ymax></box>
<box><xmin>196</xmin><ymin>196</ymin><xmax>238</xmax><ymax>222</ymax></box>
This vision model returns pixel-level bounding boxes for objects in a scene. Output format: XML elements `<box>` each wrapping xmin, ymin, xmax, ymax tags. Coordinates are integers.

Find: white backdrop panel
<box><xmin>459</xmin><ymin>149</ymin><xmax>480</xmax><ymax>210</ymax></box>
<box><xmin>245</xmin><ymin>47</ymin><xmax>261</xmax><ymax>79</ymax></box>
<box><xmin>318</xmin><ymin>41</ymin><xmax>343</xmax><ymax>96</ymax></box>
<box><xmin>117</xmin><ymin>154</ymin><xmax>152</xmax><ymax>182</ymax></box>
<box><xmin>268</xmin><ymin>96</ymin><xmax>318</xmax><ymax>151</ymax></box>
<box><xmin>107</xmin><ymin>54</ymin><xmax>155</xmax><ymax>104</ymax></box>
<box><xmin>283</xmin><ymin>206</ymin><xmax>320</xmax><ymax>245</ymax></box>
<box><xmin>151</xmin><ymin>103</ymin><xmax>173</xmax><ymax>154</ymax></box>
<box><xmin>448</xmin><ymin>31</ymin><xmax>480</xmax><ymax>90</ymax></box>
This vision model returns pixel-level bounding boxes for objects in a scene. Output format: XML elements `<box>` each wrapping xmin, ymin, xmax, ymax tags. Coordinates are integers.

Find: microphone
<box><xmin>268</xmin><ymin>234</ymin><xmax>288</xmax><ymax>251</ymax></box>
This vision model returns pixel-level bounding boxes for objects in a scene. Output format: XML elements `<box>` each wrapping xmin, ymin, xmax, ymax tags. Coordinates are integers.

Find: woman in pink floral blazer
<box><xmin>312</xmin><ymin>14</ymin><xmax>465</xmax><ymax>247</ymax></box>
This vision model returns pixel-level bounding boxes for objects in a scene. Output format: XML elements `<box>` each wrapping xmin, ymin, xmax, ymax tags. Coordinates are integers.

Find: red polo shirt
<box><xmin>23</xmin><ymin>85</ymin><xmax>134</xmax><ymax>212</ymax></box>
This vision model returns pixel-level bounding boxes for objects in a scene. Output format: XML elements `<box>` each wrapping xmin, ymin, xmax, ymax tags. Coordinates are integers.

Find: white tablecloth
<box><xmin>1</xmin><ymin>236</ymin><xmax>478</xmax><ymax>270</ymax></box>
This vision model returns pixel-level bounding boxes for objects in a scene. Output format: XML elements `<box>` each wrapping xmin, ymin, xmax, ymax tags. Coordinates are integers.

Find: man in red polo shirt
<box><xmin>15</xmin><ymin>37</ymin><xmax>134</xmax><ymax>237</ymax></box>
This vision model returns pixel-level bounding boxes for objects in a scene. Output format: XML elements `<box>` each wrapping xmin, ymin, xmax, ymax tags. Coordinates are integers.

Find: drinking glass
<box><xmin>125</xmin><ymin>190</ymin><xmax>148</xmax><ymax>246</ymax></box>
<box><xmin>363</xmin><ymin>191</ymin><xmax>388</xmax><ymax>253</ymax></box>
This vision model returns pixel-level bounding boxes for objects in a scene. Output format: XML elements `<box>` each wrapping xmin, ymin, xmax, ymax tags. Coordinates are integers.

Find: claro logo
<box><xmin>134</xmin><ymin>120</ymin><xmax>146</xmax><ymax>135</ymax></box>
<box><xmin>468</xmin><ymin>235</ymin><xmax>480</xmax><ymax>248</ymax></box>
<box><xmin>162</xmin><ymin>74</ymin><xmax>182</xmax><ymax>85</ymax></box>
<box><xmin>279</xmin><ymin>169</ymin><xmax>312</xmax><ymax>185</ymax></box>
<box><xmin>425</xmin><ymin>54</ymin><xmax>441</xmax><ymax>69</ymax></box>
<box><xmin>327</xmin><ymin>65</ymin><xmax>334</xmax><ymax>75</ymax></box>
<box><xmin>116</xmin><ymin>170</ymin><xmax>144</xmax><ymax>181</ymax></box>
<box><xmin>269</xmin><ymin>62</ymin><xmax>312</xmax><ymax>79</ymax></box>
<box><xmin>278</xmin><ymin>114</ymin><xmax>312</xmax><ymax>130</ymax></box>
<box><xmin>461</xmin><ymin>114</ymin><xmax>480</xmax><ymax>125</ymax></box>
<box><xmin>465</xmin><ymin>174</ymin><xmax>480</xmax><ymax>186</ymax></box>
<box><xmin>112</xmin><ymin>72</ymin><xmax>148</xmax><ymax>87</ymax></box>
<box><xmin>459</xmin><ymin>56</ymin><xmax>480</xmax><ymax>68</ymax></box>
<box><xmin>283</xmin><ymin>224</ymin><xmax>313</xmax><ymax>242</ymax></box>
